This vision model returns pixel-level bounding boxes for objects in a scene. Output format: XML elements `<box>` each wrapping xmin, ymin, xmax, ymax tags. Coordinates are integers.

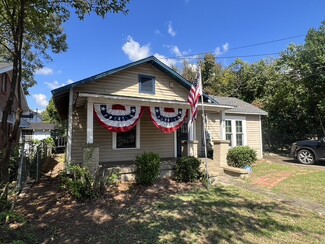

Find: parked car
<box><xmin>290</xmin><ymin>138</ymin><xmax>325</xmax><ymax>165</ymax></box>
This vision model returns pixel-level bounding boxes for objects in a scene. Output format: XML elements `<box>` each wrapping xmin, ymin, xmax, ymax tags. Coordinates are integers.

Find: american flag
<box><xmin>187</xmin><ymin>68</ymin><xmax>202</xmax><ymax>120</ymax></box>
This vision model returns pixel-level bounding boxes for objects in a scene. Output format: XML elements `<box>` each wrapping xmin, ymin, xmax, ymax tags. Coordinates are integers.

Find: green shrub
<box><xmin>135</xmin><ymin>152</ymin><xmax>161</xmax><ymax>185</ymax></box>
<box><xmin>175</xmin><ymin>156</ymin><xmax>203</xmax><ymax>182</ymax></box>
<box><xmin>61</xmin><ymin>165</ymin><xmax>104</xmax><ymax>200</ymax></box>
<box><xmin>227</xmin><ymin>146</ymin><xmax>257</xmax><ymax>168</ymax></box>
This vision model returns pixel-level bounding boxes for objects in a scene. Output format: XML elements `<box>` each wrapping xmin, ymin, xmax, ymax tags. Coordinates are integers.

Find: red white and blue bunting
<box><xmin>94</xmin><ymin>104</ymin><xmax>144</xmax><ymax>133</ymax></box>
<box><xmin>149</xmin><ymin>107</ymin><xmax>187</xmax><ymax>134</ymax></box>
<box><xmin>94</xmin><ymin>104</ymin><xmax>188</xmax><ymax>134</ymax></box>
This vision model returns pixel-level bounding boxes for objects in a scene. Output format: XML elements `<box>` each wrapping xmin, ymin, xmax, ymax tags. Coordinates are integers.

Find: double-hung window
<box><xmin>112</xmin><ymin>123</ymin><xmax>140</xmax><ymax>150</ymax></box>
<box><xmin>139</xmin><ymin>74</ymin><xmax>155</xmax><ymax>94</ymax></box>
<box><xmin>224</xmin><ymin>118</ymin><xmax>246</xmax><ymax>147</ymax></box>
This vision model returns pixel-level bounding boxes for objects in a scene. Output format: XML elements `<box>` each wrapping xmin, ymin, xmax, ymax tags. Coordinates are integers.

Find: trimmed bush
<box><xmin>227</xmin><ymin>146</ymin><xmax>257</xmax><ymax>168</ymax></box>
<box><xmin>175</xmin><ymin>156</ymin><xmax>202</xmax><ymax>182</ymax></box>
<box><xmin>135</xmin><ymin>152</ymin><xmax>161</xmax><ymax>185</ymax></box>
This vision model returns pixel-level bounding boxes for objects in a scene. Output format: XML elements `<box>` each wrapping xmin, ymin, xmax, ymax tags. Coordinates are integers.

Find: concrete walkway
<box><xmin>216</xmin><ymin>174</ymin><xmax>325</xmax><ymax>217</ymax></box>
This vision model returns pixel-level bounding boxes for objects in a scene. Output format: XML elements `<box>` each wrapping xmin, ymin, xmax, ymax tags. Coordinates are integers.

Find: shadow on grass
<box><xmin>1</xmin><ymin>178</ymin><xmax>324</xmax><ymax>243</ymax></box>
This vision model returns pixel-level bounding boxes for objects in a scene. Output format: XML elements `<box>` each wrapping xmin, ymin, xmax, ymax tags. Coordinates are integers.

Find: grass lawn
<box><xmin>111</xmin><ymin>186</ymin><xmax>325</xmax><ymax>243</ymax></box>
<box><xmin>248</xmin><ymin>161</ymin><xmax>325</xmax><ymax>207</ymax></box>
<box><xmin>1</xmin><ymin>179</ymin><xmax>325</xmax><ymax>243</ymax></box>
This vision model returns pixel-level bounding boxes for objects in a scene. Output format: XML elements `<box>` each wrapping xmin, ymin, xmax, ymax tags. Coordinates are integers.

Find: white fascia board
<box><xmin>79</xmin><ymin>92</ymin><xmax>234</xmax><ymax>111</ymax></box>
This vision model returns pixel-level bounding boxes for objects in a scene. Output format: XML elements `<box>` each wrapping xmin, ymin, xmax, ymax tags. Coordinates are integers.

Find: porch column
<box><xmin>213</xmin><ymin>139</ymin><xmax>230</xmax><ymax>168</ymax></box>
<box><xmin>87</xmin><ymin>100</ymin><xmax>94</xmax><ymax>144</ymax></box>
<box><xmin>66</xmin><ymin>88</ymin><xmax>73</xmax><ymax>165</ymax></box>
<box><xmin>220</xmin><ymin>110</ymin><xmax>225</xmax><ymax>140</ymax></box>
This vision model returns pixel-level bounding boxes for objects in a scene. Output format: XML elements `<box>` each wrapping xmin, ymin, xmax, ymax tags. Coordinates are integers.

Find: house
<box><xmin>0</xmin><ymin>63</ymin><xmax>30</xmax><ymax>146</ymax></box>
<box><xmin>51</xmin><ymin>56</ymin><xmax>267</xmax><ymax>176</ymax></box>
<box><xmin>20</xmin><ymin>110</ymin><xmax>55</xmax><ymax>141</ymax></box>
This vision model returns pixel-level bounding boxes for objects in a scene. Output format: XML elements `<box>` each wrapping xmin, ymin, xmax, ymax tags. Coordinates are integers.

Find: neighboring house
<box><xmin>20</xmin><ymin>111</ymin><xmax>55</xmax><ymax>141</ymax></box>
<box><xmin>0</xmin><ymin>63</ymin><xmax>29</xmax><ymax>146</ymax></box>
<box><xmin>51</xmin><ymin>56</ymin><xmax>267</xmax><ymax>172</ymax></box>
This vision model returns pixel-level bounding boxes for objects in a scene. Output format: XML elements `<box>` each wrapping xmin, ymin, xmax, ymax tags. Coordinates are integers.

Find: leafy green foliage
<box><xmin>227</xmin><ymin>146</ymin><xmax>257</xmax><ymax>168</ymax></box>
<box><xmin>135</xmin><ymin>152</ymin><xmax>161</xmax><ymax>185</ymax></box>
<box><xmin>0</xmin><ymin>0</ymin><xmax>130</xmax><ymax>182</ymax></box>
<box><xmin>61</xmin><ymin>165</ymin><xmax>103</xmax><ymax>200</ymax></box>
<box><xmin>105</xmin><ymin>168</ymin><xmax>121</xmax><ymax>186</ymax></box>
<box><xmin>42</xmin><ymin>99</ymin><xmax>66</xmax><ymax>137</ymax></box>
<box><xmin>180</xmin><ymin>21</ymin><xmax>325</xmax><ymax>152</ymax></box>
<box><xmin>175</xmin><ymin>156</ymin><xmax>203</xmax><ymax>182</ymax></box>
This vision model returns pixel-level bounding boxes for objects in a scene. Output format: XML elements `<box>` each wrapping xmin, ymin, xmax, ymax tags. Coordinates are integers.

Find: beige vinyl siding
<box><xmin>206</xmin><ymin>112</ymin><xmax>221</xmax><ymax>140</ymax></box>
<box><xmin>71</xmin><ymin>107</ymin><xmax>87</xmax><ymax>163</ymax></box>
<box><xmin>71</xmin><ymin>107</ymin><xmax>175</xmax><ymax>163</ymax></box>
<box><xmin>75</xmin><ymin>64</ymin><xmax>189</xmax><ymax>102</ymax></box>
<box><xmin>196</xmin><ymin>112</ymin><xmax>221</xmax><ymax>156</ymax></box>
<box><xmin>246</xmin><ymin>114</ymin><xmax>263</xmax><ymax>159</ymax></box>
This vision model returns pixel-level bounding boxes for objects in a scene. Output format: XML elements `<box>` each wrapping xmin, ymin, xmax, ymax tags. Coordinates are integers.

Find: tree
<box><xmin>199</xmin><ymin>54</ymin><xmax>223</xmax><ymax>95</ymax></box>
<box><xmin>0</xmin><ymin>0</ymin><xmax>130</xmax><ymax>183</ymax></box>
<box><xmin>42</xmin><ymin>99</ymin><xmax>66</xmax><ymax>137</ymax></box>
<box><xmin>181</xmin><ymin>60</ymin><xmax>197</xmax><ymax>82</ymax></box>
<box><xmin>278</xmin><ymin>21</ymin><xmax>325</xmax><ymax>137</ymax></box>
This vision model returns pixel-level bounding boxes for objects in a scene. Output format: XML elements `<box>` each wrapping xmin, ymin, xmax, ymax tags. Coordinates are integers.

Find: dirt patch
<box><xmin>1</xmin><ymin>163</ymin><xmax>203</xmax><ymax>243</ymax></box>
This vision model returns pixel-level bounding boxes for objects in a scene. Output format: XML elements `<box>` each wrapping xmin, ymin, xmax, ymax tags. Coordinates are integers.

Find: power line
<box><xmin>228</xmin><ymin>35</ymin><xmax>305</xmax><ymax>51</ymax></box>
<box><xmin>162</xmin><ymin>34</ymin><xmax>305</xmax><ymax>60</ymax></box>
<box><xmin>175</xmin><ymin>52</ymin><xmax>281</xmax><ymax>60</ymax></box>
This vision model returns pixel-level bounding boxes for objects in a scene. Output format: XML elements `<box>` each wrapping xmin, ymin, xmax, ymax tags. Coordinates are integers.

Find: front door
<box><xmin>177</xmin><ymin>123</ymin><xmax>188</xmax><ymax>157</ymax></box>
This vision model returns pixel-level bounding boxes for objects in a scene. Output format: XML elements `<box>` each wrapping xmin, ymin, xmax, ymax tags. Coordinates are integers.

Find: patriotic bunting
<box><xmin>149</xmin><ymin>107</ymin><xmax>187</xmax><ymax>134</ymax></box>
<box><xmin>94</xmin><ymin>104</ymin><xmax>144</xmax><ymax>133</ymax></box>
<box><xmin>94</xmin><ymin>104</ymin><xmax>187</xmax><ymax>134</ymax></box>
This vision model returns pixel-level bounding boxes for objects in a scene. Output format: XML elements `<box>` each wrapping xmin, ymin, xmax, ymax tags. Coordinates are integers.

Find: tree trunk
<box><xmin>0</xmin><ymin>0</ymin><xmax>26</xmax><ymax>183</ymax></box>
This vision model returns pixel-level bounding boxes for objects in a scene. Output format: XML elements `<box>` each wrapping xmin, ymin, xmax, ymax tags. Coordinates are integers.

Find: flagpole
<box><xmin>198</xmin><ymin>66</ymin><xmax>210</xmax><ymax>189</ymax></box>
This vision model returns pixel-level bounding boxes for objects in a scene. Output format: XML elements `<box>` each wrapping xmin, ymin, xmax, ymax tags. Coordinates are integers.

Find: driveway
<box><xmin>263</xmin><ymin>153</ymin><xmax>325</xmax><ymax>170</ymax></box>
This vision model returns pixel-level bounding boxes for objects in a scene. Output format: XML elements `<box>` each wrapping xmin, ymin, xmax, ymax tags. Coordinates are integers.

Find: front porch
<box><xmin>84</xmin><ymin>139</ymin><xmax>246</xmax><ymax>182</ymax></box>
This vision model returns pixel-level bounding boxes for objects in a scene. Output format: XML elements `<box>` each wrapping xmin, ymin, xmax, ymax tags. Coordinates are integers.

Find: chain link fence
<box><xmin>15</xmin><ymin>140</ymin><xmax>53</xmax><ymax>192</ymax></box>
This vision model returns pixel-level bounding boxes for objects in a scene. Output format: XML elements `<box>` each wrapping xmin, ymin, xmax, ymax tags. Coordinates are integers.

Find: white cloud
<box><xmin>122</xmin><ymin>36</ymin><xmax>151</xmax><ymax>61</ymax></box>
<box><xmin>33</xmin><ymin>94</ymin><xmax>49</xmax><ymax>108</ymax></box>
<box><xmin>45</xmin><ymin>78</ymin><xmax>73</xmax><ymax>90</ymax></box>
<box><xmin>214</xmin><ymin>42</ymin><xmax>230</xmax><ymax>56</ymax></box>
<box><xmin>121</xmin><ymin>36</ymin><xmax>178</xmax><ymax>67</ymax></box>
<box><xmin>168</xmin><ymin>22</ymin><xmax>176</xmax><ymax>37</ymax></box>
<box><xmin>223</xmin><ymin>43</ymin><xmax>229</xmax><ymax>52</ymax></box>
<box><xmin>45</xmin><ymin>81</ymin><xmax>64</xmax><ymax>90</ymax></box>
<box><xmin>172</xmin><ymin>46</ymin><xmax>182</xmax><ymax>57</ymax></box>
<box><xmin>167</xmin><ymin>45</ymin><xmax>191</xmax><ymax>57</ymax></box>
<box><xmin>154</xmin><ymin>54</ymin><xmax>177</xmax><ymax>67</ymax></box>
<box><xmin>35</xmin><ymin>67</ymin><xmax>54</xmax><ymax>76</ymax></box>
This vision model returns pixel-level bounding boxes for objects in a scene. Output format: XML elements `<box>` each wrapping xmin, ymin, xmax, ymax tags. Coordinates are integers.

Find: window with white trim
<box><xmin>112</xmin><ymin>123</ymin><xmax>140</xmax><ymax>149</ymax></box>
<box><xmin>139</xmin><ymin>74</ymin><xmax>155</xmax><ymax>94</ymax></box>
<box><xmin>225</xmin><ymin>118</ymin><xmax>246</xmax><ymax>147</ymax></box>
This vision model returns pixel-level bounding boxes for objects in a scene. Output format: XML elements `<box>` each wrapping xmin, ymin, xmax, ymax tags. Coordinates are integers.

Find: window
<box><xmin>225</xmin><ymin>118</ymin><xmax>246</xmax><ymax>147</ymax></box>
<box><xmin>139</xmin><ymin>75</ymin><xmax>155</xmax><ymax>94</ymax></box>
<box><xmin>236</xmin><ymin>121</ymin><xmax>243</xmax><ymax>146</ymax></box>
<box><xmin>112</xmin><ymin>124</ymin><xmax>140</xmax><ymax>149</ymax></box>
<box><xmin>225</xmin><ymin>120</ymin><xmax>232</xmax><ymax>145</ymax></box>
<box><xmin>1</xmin><ymin>73</ymin><xmax>8</xmax><ymax>93</ymax></box>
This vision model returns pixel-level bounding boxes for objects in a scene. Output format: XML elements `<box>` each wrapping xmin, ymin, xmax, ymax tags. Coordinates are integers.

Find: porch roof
<box><xmin>78</xmin><ymin>92</ymin><xmax>234</xmax><ymax>111</ymax></box>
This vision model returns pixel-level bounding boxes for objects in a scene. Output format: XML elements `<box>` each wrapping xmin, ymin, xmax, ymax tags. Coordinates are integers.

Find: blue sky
<box><xmin>28</xmin><ymin>0</ymin><xmax>325</xmax><ymax>111</ymax></box>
